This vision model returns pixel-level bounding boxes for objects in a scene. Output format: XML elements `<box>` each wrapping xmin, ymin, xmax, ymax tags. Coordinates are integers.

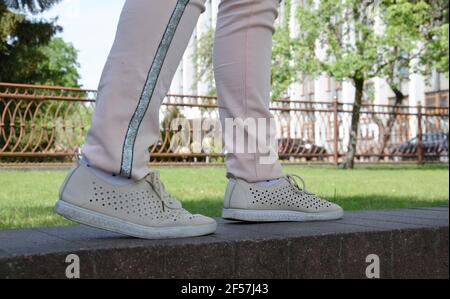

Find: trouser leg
<box><xmin>82</xmin><ymin>0</ymin><xmax>206</xmax><ymax>179</ymax></box>
<box><xmin>213</xmin><ymin>0</ymin><xmax>284</xmax><ymax>182</ymax></box>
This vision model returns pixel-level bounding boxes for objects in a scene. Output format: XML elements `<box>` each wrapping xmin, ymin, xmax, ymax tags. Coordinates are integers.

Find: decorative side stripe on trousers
<box><xmin>119</xmin><ymin>0</ymin><xmax>190</xmax><ymax>177</ymax></box>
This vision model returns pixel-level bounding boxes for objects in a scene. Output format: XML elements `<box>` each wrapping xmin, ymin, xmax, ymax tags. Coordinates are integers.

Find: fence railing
<box><xmin>0</xmin><ymin>82</ymin><xmax>448</xmax><ymax>165</ymax></box>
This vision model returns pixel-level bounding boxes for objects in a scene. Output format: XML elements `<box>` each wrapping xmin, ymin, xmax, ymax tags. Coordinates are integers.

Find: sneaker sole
<box><xmin>55</xmin><ymin>200</ymin><xmax>217</xmax><ymax>239</ymax></box>
<box><xmin>222</xmin><ymin>208</ymin><xmax>344</xmax><ymax>222</ymax></box>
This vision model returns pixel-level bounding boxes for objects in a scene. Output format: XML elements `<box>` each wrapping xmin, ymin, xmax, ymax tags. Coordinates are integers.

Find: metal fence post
<box><xmin>333</xmin><ymin>98</ymin><xmax>339</xmax><ymax>166</ymax></box>
<box><xmin>417</xmin><ymin>104</ymin><xmax>423</xmax><ymax>164</ymax></box>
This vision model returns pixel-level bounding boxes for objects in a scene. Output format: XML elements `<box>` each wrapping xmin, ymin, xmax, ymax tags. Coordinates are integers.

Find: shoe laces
<box><xmin>145</xmin><ymin>170</ymin><xmax>182</xmax><ymax>209</ymax></box>
<box><xmin>286</xmin><ymin>174</ymin><xmax>314</xmax><ymax>195</ymax></box>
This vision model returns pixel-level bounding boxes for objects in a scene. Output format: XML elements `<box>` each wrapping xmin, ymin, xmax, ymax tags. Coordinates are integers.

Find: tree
<box><xmin>294</xmin><ymin>0</ymin><xmax>448</xmax><ymax>168</ymax></box>
<box><xmin>0</xmin><ymin>1</ymin><xmax>84</xmax><ymax>162</ymax></box>
<box><xmin>32</xmin><ymin>37</ymin><xmax>80</xmax><ymax>86</ymax></box>
<box><xmin>295</xmin><ymin>0</ymin><xmax>381</xmax><ymax>168</ymax></box>
<box><xmin>192</xmin><ymin>0</ymin><xmax>301</xmax><ymax>100</ymax></box>
<box><xmin>271</xmin><ymin>0</ymin><xmax>299</xmax><ymax>100</ymax></box>
<box><xmin>0</xmin><ymin>0</ymin><xmax>66</xmax><ymax>84</ymax></box>
<box><xmin>0</xmin><ymin>36</ymin><xmax>81</xmax><ymax>160</ymax></box>
<box><xmin>3</xmin><ymin>0</ymin><xmax>61</xmax><ymax>12</ymax></box>
<box><xmin>421</xmin><ymin>0</ymin><xmax>449</xmax><ymax>74</ymax></box>
<box><xmin>374</xmin><ymin>0</ymin><xmax>449</xmax><ymax>159</ymax></box>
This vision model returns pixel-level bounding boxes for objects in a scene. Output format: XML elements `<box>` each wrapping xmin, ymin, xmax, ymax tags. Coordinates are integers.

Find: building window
<box><xmin>440</xmin><ymin>94</ymin><xmax>449</xmax><ymax>108</ymax></box>
<box><xmin>425</xmin><ymin>90</ymin><xmax>449</xmax><ymax>109</ymax></box>
<box><xmin>424</xmin><ymin>91</ymin><xmax>449</xmax><ymax>133</ymax></box>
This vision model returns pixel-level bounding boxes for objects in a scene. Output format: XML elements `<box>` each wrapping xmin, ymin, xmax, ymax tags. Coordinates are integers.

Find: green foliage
<box><xmin>271</xmin><ymin>0</ymin><xmax>299</xmax><ymax>99</ymax></box>
<box><xmin>295</xmin><ymin>0</ymin><xmax>380</xmax><ymax>82</ymax></box>
<box><xmin>0</xmin><ymin>7</ymin><xmax>22</xmax><ymax>51</ymax></box>
<box><xmin>293</xmin><ymin>0</ymin><xmax>449</xmax><ymax>168</ymax></box>
<box><xmin>0</xmin><ymin>9</ymin><xmax>60</xmax><ymax>83</ymax></box>
<box><xmin>294</xmin><ymin>0</ymin><xmax>381</xmax><ymax>168</ymax></box>
<box><xmin>192</xmin><ymin>28</ymin><xmax>215</xmax><ymax>96</ymax></box>
<box><xmin>376</xmin><ymin>0</ymin><xmax>449</xmax><ymax>89</ymax></box>
<box><xmin>2</xmin><ymin>0</ymin><xmax>61</xmax><ymax>13</ymax></box>
<box><xmin>0</xmin><ymin>0</ymin><xmax>82</xmax><ymax>162</ymax></box>
<box><xmin>422</xmin><ymin>22</ymin><xmax>449</xmax><ymax>75</ymax></box>
<box><xmin>294</xmin><ymin>0</ymin><xmax>448</xmax><ymax>87</ymax></box>
<box><xmin>33</xmin><ymin>37</ymin><xmax>80</xmax><ymax>86</ymax></box>
<box><xmin>422</xmin><ymin>0</ymin><xmax>449</xmax><ymax>75</ymax></box>
<box><xmin>0</xmin><ymin>0</ymin><xmax>80</xmax><ymax>86</ymax></box>
<box><xmin>193</xmin><ymin>0</ymin><xmax>303</xmax><ymax>99</ymax></box>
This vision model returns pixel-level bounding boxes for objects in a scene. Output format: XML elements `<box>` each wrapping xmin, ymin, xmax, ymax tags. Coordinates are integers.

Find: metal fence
<box><xmin>0</xmin><ymin>82</ymin><xmax>448</xmax><ymax>165</ymax></box>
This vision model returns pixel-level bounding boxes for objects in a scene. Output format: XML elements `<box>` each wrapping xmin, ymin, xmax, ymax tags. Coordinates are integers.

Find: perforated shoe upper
<box><xmin>59</xmin><ymin>163</ymin><xmax>215</xmax><ymax>228</ymax></box>
<box><xmin>224</xmin><ymin>174</ymin><xmax>343</xmax><ymax>214</ymax></box>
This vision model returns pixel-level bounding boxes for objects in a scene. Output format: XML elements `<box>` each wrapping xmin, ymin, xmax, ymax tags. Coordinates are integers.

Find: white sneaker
<box><xmin>55</xmin><ymin>163</ymin><xmax>217</xmax><ymax>239</ymax></box>
<box><xmin>222</xmin><ymin>174</ymin><xmax>344</xmax><ymax>222</ymax></box>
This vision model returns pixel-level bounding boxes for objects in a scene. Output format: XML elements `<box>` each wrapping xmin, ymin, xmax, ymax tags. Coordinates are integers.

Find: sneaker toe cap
<box><xmin>327</xmin><ymin>203</ymin><xmax>344</xmax><ymax>217</ymax></box>
<box><xmin>192</xmin><ymin>214</ymin><xmax>217</xmax><ymax>226</ymax></box>
<box><xmin>177</xmin><ymin>213</ymin><xmax>216</xmax><ymax>226</ymax></box>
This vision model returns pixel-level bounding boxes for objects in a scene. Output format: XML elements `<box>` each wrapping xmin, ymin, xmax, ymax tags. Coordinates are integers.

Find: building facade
<box><xmin>169</xmin><ymin>0</ymin><xmax>449</xmax><ymax>154</ymax></box>
<box><xmin>171</xmin><ymin>0</ymin><xmax>448</xmax><ymax>106</ymax></box>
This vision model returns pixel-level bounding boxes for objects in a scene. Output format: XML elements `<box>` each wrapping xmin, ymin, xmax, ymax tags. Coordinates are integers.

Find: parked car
<box><xmin>390</xmin><ymin>132</ymin><xmax>449</xmax><ymax>161</ymax></box>
<box><xmin>278</xmin><ymin>138</ymin><xmax>327</xmax><ymax>160</ymax></box>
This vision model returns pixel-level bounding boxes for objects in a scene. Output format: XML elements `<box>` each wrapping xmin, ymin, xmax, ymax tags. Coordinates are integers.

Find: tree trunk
<box><xmin>377</xmin><ymin>87</ymin><xmax>404</xmax><ymax>161</ymax></box>
<box><xmin>343</xmin><ymin>77</ymin><xmax>364</xmax><ymax>169</ymax></box>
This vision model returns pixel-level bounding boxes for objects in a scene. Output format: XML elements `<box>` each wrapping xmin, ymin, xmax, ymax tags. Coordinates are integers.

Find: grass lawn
<box><xmin>0</xmin><ymin>164</ymin><xmax>448</xmax><ymax>229</ymax></box>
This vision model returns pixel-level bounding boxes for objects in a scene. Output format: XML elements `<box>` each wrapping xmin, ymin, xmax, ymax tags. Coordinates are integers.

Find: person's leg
<box><xmin>82</xmin><ymin>0</ymin><xmax>205</xmax><ymax>180</ymax></box>
<box><xmin>56</xmin><ymin>0</ymin><xmax>217</xmax><ymax>239</ymax></box>
<box><xmin>213</xmin><ymin>0</ymin><xmax>284</xmax><ymax>183</ymax></box>
<box><xmin>214</xmin><ymin>0</ymin><xmax>343</xmax><ymax>222</ymax></box>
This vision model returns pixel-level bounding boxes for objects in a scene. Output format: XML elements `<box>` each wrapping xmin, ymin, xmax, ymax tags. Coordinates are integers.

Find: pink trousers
<box><xmin>82</xmin><ymin>0</ymin><xmax>284</xmax><ymax>182</ymax></box>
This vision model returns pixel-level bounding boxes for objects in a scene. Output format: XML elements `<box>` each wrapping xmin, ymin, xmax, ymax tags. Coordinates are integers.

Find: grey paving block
<box><xmin>164</xmin><ymin>241</ymin><xmax>234</xmax><ymax>279</ymax></box>
<box><xmin>436</xmin><ymin>227</ymin><xmax>449</xmax><ymax>278</ymax></box>
<box><xmin>36</xmin><ymin>225</ymin><xmax>125</xmax><ymax>241</ymax></box>
<box><xmin>0</xmin><ymin>228</ymin><xmax>85</xmax><ymax>257</ymax></box>
<box><xmin>392</xmin><ymin>228</ymin><xmax>442</xmax><ymax>279</ymax></box>
<box><xmin>38</xmin><ymin>225</ymin><xmax>222</xmax><ymax>252</ymax></box>
<box><xmin>0</xmin><ymin>250</ymin><xmax>98</xmax><ymax>279</ymax></box>
<box><xmin>288</xmin><ymin>234</ymin><xmax>342</xmax><ymax>279</ymax></box>
<box><xmin>235</xmin><ymin>239</ymin><xmax>290</xmax><ymax>279</ymax></box>
<box><xmin>342</xmin><ymin>213</ymin><xmax>447</xmax><ymax>228</ymax></box>
<box><xmin>89</xmin><ymin>246</ymin><xmax>166</xmax><ymax>279</ymax></box>
<box><xmin>219</xmin><ymin>221</ymin><xmax>327</xmax><ymax>238</ymax></box>
<box><xmin>340</xmin><ymin>231</ymin><xmax>394</xmax><ymax>279</ymax></box>
<box><xmin>337</xmin><ymin>216</ymin><xmax>423</xmax><ymax>230</ymax></box>
<box><xmin>364</xmin><ymin>209</ymin><xmax>449</xmax><ymax>221</ymax></box>
<box><xmin>410</xmin><ymin>206</ymin><xmax>449</xmax><ymax>212</ymax></box>
<box><xmin>0</xmin><ymin>207</ymin><xmax>448</xmax><ymax>279</ymax></box>
<box><xmin>212</xmin><ymin>222</ymin><xmax>286</xmax><ymax>242</ymax></box>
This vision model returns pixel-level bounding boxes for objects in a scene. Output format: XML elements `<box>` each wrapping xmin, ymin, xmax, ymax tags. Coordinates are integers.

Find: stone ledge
<box><xmin>0</xmin><ymin>206</ymin><xmax>448</xmax><ymax>279</ymax></box>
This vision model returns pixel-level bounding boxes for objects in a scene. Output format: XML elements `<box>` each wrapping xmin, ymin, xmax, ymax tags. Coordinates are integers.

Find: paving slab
<box><xmin>0</xmin><ymin>206</ymin><xmax>448</xmax><ymax>279</ymax></box>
